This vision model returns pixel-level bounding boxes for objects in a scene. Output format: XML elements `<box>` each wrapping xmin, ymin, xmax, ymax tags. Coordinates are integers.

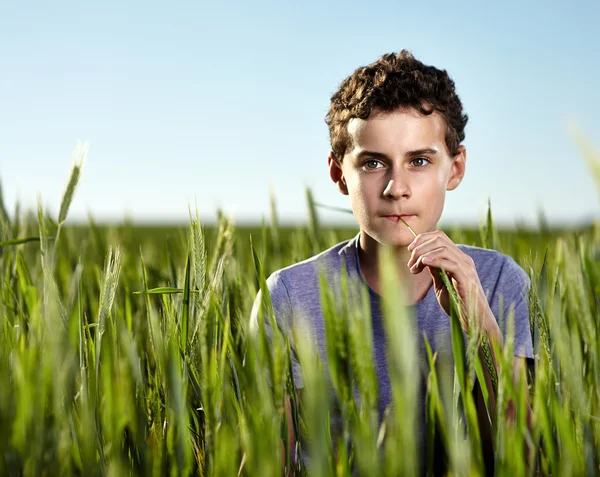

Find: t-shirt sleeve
<box><xmin>249</xmin><ymin>271</ymin><xmax>305</xmax><ymax>388</ymax></box>
<box><xmin>492</xmin><ymin>257</ymin><xmax>534</xmax><ymax>360</ymax></box>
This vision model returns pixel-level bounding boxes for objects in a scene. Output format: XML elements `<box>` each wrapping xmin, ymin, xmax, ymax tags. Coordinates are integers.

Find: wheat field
<box><xmin>0</xmin><ymin>143</ymin><xmax>599</xmax><ymax>476</ymax></box>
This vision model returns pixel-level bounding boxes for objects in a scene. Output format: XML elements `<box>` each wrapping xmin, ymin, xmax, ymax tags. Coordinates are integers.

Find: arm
<box><xmin>403</xmin><ymin>231</ymin><xmax>534</xmax><ymax>471</ymax></box>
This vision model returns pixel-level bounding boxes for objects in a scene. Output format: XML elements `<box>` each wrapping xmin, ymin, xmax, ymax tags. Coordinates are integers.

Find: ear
<box><xmin>328</xmin><ymin>152</ymin><xmax>348</xmax><ymax>195</ymax></box>
<box><xmin>446</xmin><ymin>145</ymin><xmax>466</xmax><ymax>191</ymax></box>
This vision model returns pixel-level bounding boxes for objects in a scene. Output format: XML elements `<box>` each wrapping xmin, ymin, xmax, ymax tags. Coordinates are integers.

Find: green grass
<box><xmin>0</xmin><ymin>143</ymin><xmax>599</xmax><ymax>476</ymax></box>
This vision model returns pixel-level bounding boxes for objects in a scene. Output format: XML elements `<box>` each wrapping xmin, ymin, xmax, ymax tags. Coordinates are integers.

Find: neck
<box><xmin>357</xmin><ymin>230</ymin><xmax>433</xmax><ymax>303</ymax></box>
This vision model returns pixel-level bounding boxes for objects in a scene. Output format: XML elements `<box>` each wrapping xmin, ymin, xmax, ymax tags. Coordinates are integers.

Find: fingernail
<box><xmin>407</xmin><ymin>242</ymin><xmax>415</xmax><ymax>251</ymax></box>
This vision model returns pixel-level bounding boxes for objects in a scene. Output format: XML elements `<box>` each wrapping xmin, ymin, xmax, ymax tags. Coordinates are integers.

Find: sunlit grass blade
<box><xmin>306</xmin><ymin>187</ymin><xmax>322</xmax><ymax>255</ymax></box>
<box><xmin>0</xmin><ymin>236</ymin><xmax>42</xmax><ymax>247</ymax></box>
<box><xmin>181</xmin><ymin>253</ymin><xmax>191</xmax><ymax>353</ymax></box>
<box><xmin>480</xmin><ymin>198</ymin><xmax>499</xmax><ymax>250</ymax></box>
<box><xmin>378</xmin><ymin>244</ymin><xmax>419</xmax><ymax>476</ymax></box>
<box><xmin>52</xmin><ymin>142</ymin><xmax>86</xmax><ymax>267</ymax></box>
<box><xmin>0</xmin><ymin>178</ymin><xmax>11</xmax><ymax>231</ymax></box>
<box><xmin>188</xmin><ymin>204</ymin><xmax>206</xmax><ymax>308</ymax></box>
<box><xmin>424</xmin><ymin>336</ymin><xmax>450</xmax><ymax>476</ymax></box>
<box><xmin>294</xmin><ymin>323</ymin><xmax>333</xmax><ymax>477</ymax></box>
<box><xmin>133</xmin><ymin>287</ymin><xmax>201</xmax><ymax>295</ymax></box>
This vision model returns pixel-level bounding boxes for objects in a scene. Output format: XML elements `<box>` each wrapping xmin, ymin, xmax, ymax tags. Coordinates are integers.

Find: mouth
<box><xmin>384</xmin><ymin>215</ymin><xmax>415</xmax><ymax>222</ymax></box>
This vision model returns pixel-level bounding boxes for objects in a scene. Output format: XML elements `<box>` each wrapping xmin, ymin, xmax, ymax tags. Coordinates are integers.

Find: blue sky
<box><xmin>1</xmin><ymin>0</ymin><xmax>599</xmax><ymax>227</ymax></box>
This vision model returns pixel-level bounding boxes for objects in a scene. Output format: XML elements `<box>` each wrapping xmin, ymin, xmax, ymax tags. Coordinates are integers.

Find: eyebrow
<box><xmin>355</xmin><ymin>148</ymin><xmax>439</xmax><ymax>160</ymax></box>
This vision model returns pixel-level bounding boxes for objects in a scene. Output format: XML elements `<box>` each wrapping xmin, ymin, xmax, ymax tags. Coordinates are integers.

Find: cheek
<box><xmin>350</xmin><ymin>178</ymin><xmax>378</xmax><ymax>208</ymax></box>
<box><xmin>412</xmin><ymin>175</ymin><xmax>447</xmax><ymax>212</ymax></box>
<box><xmin>422</xmin><ymin>171</ymin><xmax>447</xmax><ymax>196</ymax></box>
<box><xmin>346</xmin><ymin>176</ymin><xmax>379</xmax><ymax>220</ymax></box>
<box><xmin>425</xmin><ymin>174</ymin><xmax>449</xmax><ymax>213</ymax></box>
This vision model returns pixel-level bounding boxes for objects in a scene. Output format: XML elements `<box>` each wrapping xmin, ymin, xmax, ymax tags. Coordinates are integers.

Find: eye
<box><xmin>363</xmin><ymin>159</ymin><xmax>383</xmax><ymax>170</ymax></box>
<box><xmin>410</xmin><ymin>157</ymin><xmax>431</xmax><ymax>168</ymax></box>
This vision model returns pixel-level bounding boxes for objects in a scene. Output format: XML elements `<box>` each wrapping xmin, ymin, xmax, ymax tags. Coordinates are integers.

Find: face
<box><xmin>329</xmin><ymin>108</ymin><xmax>466</xmax><ymax>248</ymax></box>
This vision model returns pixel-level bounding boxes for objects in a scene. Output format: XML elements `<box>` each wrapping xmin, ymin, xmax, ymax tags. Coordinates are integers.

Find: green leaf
<box><xmin>132</xmin><ymin>287</ymin><xmax>201</xmax><ymax>295</ymax></box>
<box><xmin>0</xmin><ymin>236</ymin><xmax>41</xmax><ymax>247</ymax></box>
<box><xmin>181</xmin><ymin>254</ymin><xmax>191</xmax><ymax>352</ymax></box>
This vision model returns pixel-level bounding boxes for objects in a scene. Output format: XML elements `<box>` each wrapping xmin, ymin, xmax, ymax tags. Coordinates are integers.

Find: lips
<box><xmin>384</xmin><ymin>215</ymin><xmax>414</xmax><ymax>222</ymax></box>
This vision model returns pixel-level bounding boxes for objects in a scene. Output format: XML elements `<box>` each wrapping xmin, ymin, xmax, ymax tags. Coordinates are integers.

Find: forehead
<box><xmin>347</xmin><ymin>109</ymin><xmax>448</xmax><ymax>155</ymax></box>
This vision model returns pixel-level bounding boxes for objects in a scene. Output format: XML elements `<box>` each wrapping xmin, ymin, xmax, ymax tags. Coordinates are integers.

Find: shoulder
<box><xmin>267</xmin><ymin>238</ymin><xmax>354</xmax><ymax>293</ymax></box>
<box><xmin>457</xmin><ymin>244</ymin><xmax>530</xmax><ymax>305</ymax></box>
<box><xmin>457</xmin><ymin>246</ymin><xmax>534</xmax><ymax>358</ymax></box>
<box><xmin>251</xmin><ymin>238</ymin><xmax>355</xmax><ymax>329</ymax></box>
<box><xmin>457</xmin><ymin>244</ymin><xmax>529</xmax><ymax>283</ymax></box>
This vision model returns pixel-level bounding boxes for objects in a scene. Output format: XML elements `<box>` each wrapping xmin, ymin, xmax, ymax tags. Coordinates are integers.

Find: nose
<box><xmin>382</xmin><ymin>168</ymin><xmax>410</xmax><ymax>199</ymax></box>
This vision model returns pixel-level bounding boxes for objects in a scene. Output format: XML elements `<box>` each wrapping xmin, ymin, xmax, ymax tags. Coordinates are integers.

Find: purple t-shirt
<box><xmin>250</xmin><ymin>232</ymin><xmax>534</xmax><ymax>469</ymax></box>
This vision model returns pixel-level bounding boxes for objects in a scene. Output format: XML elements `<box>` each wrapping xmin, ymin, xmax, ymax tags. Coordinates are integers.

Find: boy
<box><xmin>250</xmin><ymin>49</ymin><xmax>534</xmax><ymax>475</ymax></box>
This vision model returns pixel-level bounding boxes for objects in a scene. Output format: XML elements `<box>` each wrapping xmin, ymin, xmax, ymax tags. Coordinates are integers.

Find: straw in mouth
<box><xmin>398</xmin><ymin>216</ymin><xmax>417</xmax><ymax>238</ymax></box>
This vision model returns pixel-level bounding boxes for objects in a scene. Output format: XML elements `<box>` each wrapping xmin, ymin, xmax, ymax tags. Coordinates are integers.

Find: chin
<box><xmin>383</xmin><ymin>235</ymin><xmax>413</xmax><ymax>248</ymax></box>
<box><xmin>369</xmin><ymin>227</ymin><xmax>414</xmax><ymax>248</ymax></box>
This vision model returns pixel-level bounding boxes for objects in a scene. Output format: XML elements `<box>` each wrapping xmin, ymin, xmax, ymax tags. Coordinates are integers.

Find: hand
<box><xmin>406</xmin><ymin>230</ymin><xmax>494</xmax><ymax>334</ymax></box>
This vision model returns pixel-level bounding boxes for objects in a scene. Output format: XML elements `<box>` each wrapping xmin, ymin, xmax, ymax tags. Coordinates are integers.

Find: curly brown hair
<box><xmin>325</xmin><ymin>49</ymin><xmax>468</xmax><ymax>162</ymax></box>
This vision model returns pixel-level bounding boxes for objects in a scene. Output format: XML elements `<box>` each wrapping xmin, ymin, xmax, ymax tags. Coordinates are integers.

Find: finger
<box><xmin>407</xmin><ymin>230</ymin><xmax>452</xmax><ymax>253</ymax></box>
<box><xmin>407</xmin><ymin>235</ymin><xmax>461</xmax><ymax>270</ymax></box>
<box><xmin>410</xmin><ymin>250</ymin><xmax>460</xmax><ymax>276</ymax></box>
<box><xmin>407</xmin><ymin>236</ymin><xmax>448</xmax><ymax>268</ymax></box>
<box><xmin>409</xmin><ymin>246</ymin><xmax>445</xmax><ymax>273</ymax></box>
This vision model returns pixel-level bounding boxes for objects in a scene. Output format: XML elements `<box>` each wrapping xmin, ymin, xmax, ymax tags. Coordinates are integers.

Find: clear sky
<box><xmin>1</xmin><ymin>0</ymin><xmax>599</xmax><ymax>228</ymax></box>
